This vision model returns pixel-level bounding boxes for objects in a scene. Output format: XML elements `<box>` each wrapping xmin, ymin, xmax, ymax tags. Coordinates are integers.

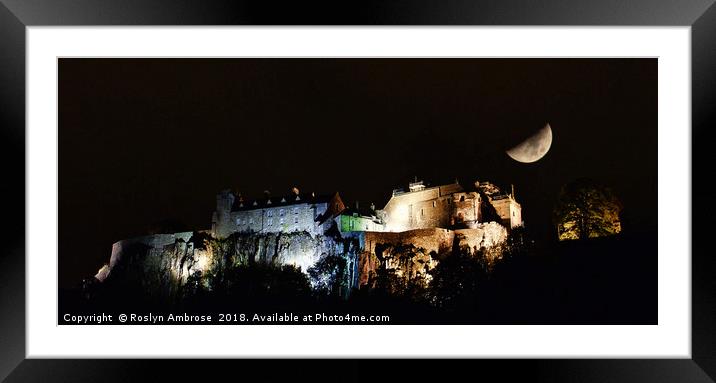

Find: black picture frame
<box><xmin>0</xmin><ymin>1</ymin><xmax>711</xmax><ymax>381</ymax></box>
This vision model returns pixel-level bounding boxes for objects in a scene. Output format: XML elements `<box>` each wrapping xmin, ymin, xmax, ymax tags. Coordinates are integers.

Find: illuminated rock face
<box><xmin>99</xmin><ymin>231</ymin><xmax>213</xmax><ymax>302</ymax></box>
<box><xmin>454</xmin><ymin>225</ymin><xmax>509</xmax><ymax>251</ymax></box>
<box><xmin>95</xmin><ymin>223</ymin><xmax>507</xmax><ymax>301</ymax></box>
<box><xmin>96</xmin><ymin>229</ymin><xmax>361</xmax><ymax>301</ymax></box>
<box><xmin>355</xmin><ymin>223</ymin><xmax>508</xmax><ymax>288</ymax></box>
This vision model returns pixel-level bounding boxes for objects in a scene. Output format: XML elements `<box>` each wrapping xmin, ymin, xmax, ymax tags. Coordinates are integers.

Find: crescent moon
<box><xmin>506</xmin><ymin>123</ymin><xmax>553</xmax><ymax>163</ymax></box>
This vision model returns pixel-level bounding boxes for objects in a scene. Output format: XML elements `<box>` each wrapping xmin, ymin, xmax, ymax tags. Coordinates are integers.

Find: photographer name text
<box><xmin>62</xmin><ymin>312</ymin><xmax>390</xmax><ymax>324</ymax></box>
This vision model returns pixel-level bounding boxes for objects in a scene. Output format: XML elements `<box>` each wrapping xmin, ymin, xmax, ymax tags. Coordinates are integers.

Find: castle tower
<box><xmin>211</xmin><ymin>189</ymin><xmax>235</xmax><ymax>238</ymax></box>
<box><xmin>489</xmin><ymin>194</ymin><xmax>523</xmax><ymax>229</ymax></box>
<box><xmin>477</xmin><ymin>181</ymin><xmax>523</xmax><ymax>230</ymax></box>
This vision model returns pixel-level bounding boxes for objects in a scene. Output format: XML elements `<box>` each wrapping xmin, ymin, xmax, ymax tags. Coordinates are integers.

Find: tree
<box><xmin>427</xmin><ymin>236</ymin><xmax>489</xmax><ymax>310</ymax></box>
<box><xmin>307</xmin><ymin>254</ymin><xmax>348</xmax><ymax>297</ymax></box>
<box><xmin>553</xmin><ymin>178</ymin><xmax>623</xmax><ymax>241</ymax></box>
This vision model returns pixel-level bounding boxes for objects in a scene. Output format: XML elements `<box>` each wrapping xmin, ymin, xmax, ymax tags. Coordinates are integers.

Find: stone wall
<box><xmin>490</xmin><ymin>197</ymin><xmax>523</xmax><ymax>229</ymax></box>
<box><xmin>454</xmin><ymin>223</ymin><xmax>508</xmax><ymax>252</ymax></box>
<box><xmin>229</xmin><ymin>202</ymin><xmax>327</xmax><ymax>235</ymax></box>
<box><xmin>451</xmin><ymin>191</ymin><xmax>482</xmax><ymax>226</ymax></box>
<box><xmin>362</xmin><ymin>228</ymin><xmax>454</xmax><ymax>255</ymax></box>
<box><xmin>212</xmin><ymin>191</ymin><xmax>235</xmax><ymax>238</ymax></box>
<box><xmin>213</xmin><ymin>192</ymin><xmax>345</xmax><ymax>238</ymax></box>
<box><xmin>382</xmin><ymin>186</ymin><xmax>452</xmax><ymax>232</ymax></box>
<box><xmin>380</xmin><ymin>182</ymin><xmax>515</xmax><ymax>232</ymax></box>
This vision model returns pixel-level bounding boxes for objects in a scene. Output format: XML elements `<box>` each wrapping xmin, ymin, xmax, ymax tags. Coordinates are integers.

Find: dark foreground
<box><xmin>59</xmin><ymin>231</ymin><xmax>656</xmax><ymax>325</ymax></box>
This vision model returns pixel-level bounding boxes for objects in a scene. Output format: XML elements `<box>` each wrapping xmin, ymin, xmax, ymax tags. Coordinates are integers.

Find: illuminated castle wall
<box><xmin>96</xmin><ymin>179</ymin><xmax>522</xmax><ymax>298</ymax></box>
<box><xmin>379</xmin><ymin>180</ymin><xmax>523</xmax><ymax>233</ymax></box>
<box><xmin>212</xmin><ymin>190</ymin><xmax>345</xmax><ymax>238</ymax></box>
<box><xmin>212</xmin><ymin>180</ymin><xmax>523</xmax><ymax>238</ymax></box>
<box><xmin>490</xmin><ymin>195</ymin><xmax>523</xmax><ymax>230</ymax></box>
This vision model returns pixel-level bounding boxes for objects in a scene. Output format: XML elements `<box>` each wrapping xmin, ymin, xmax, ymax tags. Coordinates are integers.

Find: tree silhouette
<box><xmin>427</xmin><ymin>236</ymin><xmax>489</xmax><ymax>310</ymax></box>
<box><xmin>553</xmin><ymin>178</ymin><xmax>622</xmax><ymax>241</ymax></box>
<box><xmin>308</xmin><ymin>254</ymin><xmax>348</xmax><ymax>297</ymax></box>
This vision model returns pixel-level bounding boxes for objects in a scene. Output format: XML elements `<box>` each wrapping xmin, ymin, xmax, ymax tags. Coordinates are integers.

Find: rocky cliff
<box><xmin>91</xmin><ymin>222</ymin><xmax>507</xmax><ymax>303</ymax></box>
<box><xmin>94</xmin><ymin>228</ymin><xmax>361</xmax><ymax>303</ymax></box>
<box><xmin>356</xmin><ymin>222</ymin><xmax>508</xmax><ymax>289</ymax></box>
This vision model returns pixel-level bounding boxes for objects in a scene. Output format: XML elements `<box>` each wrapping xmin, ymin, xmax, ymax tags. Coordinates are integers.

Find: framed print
<box><xmin>0</xmin><ymin>0</ymin><xmax>712</xmax><ymax>381</ymax></box>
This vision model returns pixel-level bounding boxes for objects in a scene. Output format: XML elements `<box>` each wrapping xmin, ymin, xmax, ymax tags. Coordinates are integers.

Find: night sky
<box><xmin>59</xmin><ymin>58</ymin><xmax>656</xmax><ymax>288</ymax></box>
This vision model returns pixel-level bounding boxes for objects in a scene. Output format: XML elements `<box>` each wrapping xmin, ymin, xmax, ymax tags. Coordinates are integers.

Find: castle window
<box><xmin>280</xmin><ymin>209</ymin><xmax>285</xmax><ymax>216</ymax></box>
<box><xmin>432</xmin><ymin>201</ymin><xmax>436</xmax><ymax>208</ymax></box>
<box><xmin>460</xmin><ymin>195</ymin><xmax>465</xmax><ymax>202</ymax></box>
<box><xmin>294</xmin><ymin>207</ymin><xmax>298</xmax><ymax>215</ymax></box>
<box><xmin>294</xmin><ymin>216</ymin><xmax>298</xmax><ymax>223</ymax></box>
<box><xmin>267</xmin><ymin>218</ymin><xmax>273</xmax><ymax>226</ymax></box>
<box><xmin>267</xmin><ymin>210</ymin><xmax>273</xmax><ymax>217</ymax></box>
<box><xmin>280</xmin><ymin>217</ymin><xmax>285</xmax><ymax>224</ymax></box>
<box><xmin>421</xmin><ymin>208</ymin><xmax>424</xmax><ymax>218</ymax></box>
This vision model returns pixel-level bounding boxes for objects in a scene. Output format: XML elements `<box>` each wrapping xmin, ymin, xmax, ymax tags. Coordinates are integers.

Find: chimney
<box><xmin>511</xmin><ymin>184</ymin><xmax>515</xmax><ymax>199</ymax></box>
<box><xmin>355</xmin><ymin>201</ymin><xmax>359</xmax><ymax>210</ymax></box>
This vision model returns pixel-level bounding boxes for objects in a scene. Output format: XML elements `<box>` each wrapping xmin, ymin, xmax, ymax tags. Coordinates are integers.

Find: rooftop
<box><xmin>340</xmin><ymin>204</ymin><xmax>378</xmax><ymax>218</ymax></box>
<box><xmin>392</xmin><ymin>180</ymin><xmax>459</xmax><ymax>197</ymax></box>
<box><xmin>231</xmin><ymin>192</ymin><xmax>335</xmax><ymax>212</ymax></box>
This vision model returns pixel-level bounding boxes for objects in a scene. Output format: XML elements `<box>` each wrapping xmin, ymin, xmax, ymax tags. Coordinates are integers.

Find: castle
<box><xmin>211</xmin><ymin>189</ymin><xmax>346</xmax><ymax>238</ymax></box>
<box><xmin>211</xmin><ymin>179</ymin><xmax>523</xmax><ymax>239</ymax></box>
<box><xmin>96</xmin><ymin>179</ymin><xmax>522</xmax><ymax>298</ymax></box>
